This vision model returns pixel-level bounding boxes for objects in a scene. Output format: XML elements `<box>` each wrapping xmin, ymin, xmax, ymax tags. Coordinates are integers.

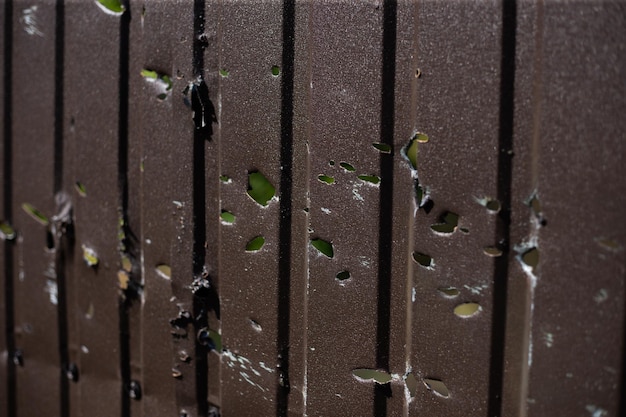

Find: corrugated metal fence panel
<box><xmin>64</xmin><ymin>3</ymin><xmax>125</xmax><ymax>417</ymax></box>
<box><xmin>520</xmin><ymin>2</ymin><xmax>626</xmax><ymax>416</ymax></box>
<box><xmin>11</xmin><ymin>2</ymin><xmax>60</xmax><ymax>416</ymax></box>
<box><xmin>1</xmin><ymin>1</ymin><xmax>625</xmax><ymax>417</ymax></box>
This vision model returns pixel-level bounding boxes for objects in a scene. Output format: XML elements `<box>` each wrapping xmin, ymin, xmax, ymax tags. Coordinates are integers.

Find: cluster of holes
<box><xmin>320</xmin><ymin>157</ymin><xmax>384</xmax><ymax>189</ymax></box>
<box><xmin>351</xmin><ymin>369</ymin><xmax>450</xmax><ymax>399</ymax></box>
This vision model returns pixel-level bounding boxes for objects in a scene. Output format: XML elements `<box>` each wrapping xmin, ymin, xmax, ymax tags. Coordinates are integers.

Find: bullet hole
<box><xmin>219</xmin><ymin>175</ymin><xmax>231</xmax><ymax>183</ymax></box>
<box><xmin>128</xmin><ymin>380</ymin><xmax>142</xmax><ymax>400</ymax></box>
<box><xmin>527</xmin><ymin>193</ymin><xmax>547</xmax><ymax>226</ymax></box>
<box><xmin>197</xmin><ymin>327</ymin><xmax>222</xmax><ymax>352</ymax></box>
<box><xmin>155</xmin><ymin>264</ymin><xmax>171</xmax><ymax>280</ymax></box>
<box><xmin>430</xmin><ymin>212</ymin><xmax>459</xmax><ymax>234</ymax></box>
<box><xmin>422</xmin><ymin>378</ymin><xmax>449</xmax><ymax>398</ymax></box>
<box><xmin>339</xmin><ymin>162</ymin><xmax>355</xmax><ymax>172</ymax></box>
<box><xmin>245</xmin><ymin>236</ymin><xmax>265</xmax><ymax>252</ymax></box>
<box><xmin>172</xmin><ymin>367</ymin><xmax>182</xmax><ymax>379</ymax></box>
<box><xmin>46</xmin><ymin>231</ymin><xmax>55</xmax><ymax>250</ymax></box>
<box><xmin>13</xmin><ymin>350</ymin><xmax>24</xmax><ymax>366</ymax></box>
<box><xmin>372</xmin><ymin>143</ymin><xmax>392</xmax><ymax>153</ymax></box>
<box><xmin>438</xmin><ymin>287</ymin><xmax>460</xmax><ymax>298</ymax></box>
<box><xmin>483</xmin><ymin>246</ymin><xmax>502</xmax><ymax>257</ymax></box>
<box><xmin>454</xmin><ymin>302</ymin><xmax>481</xmax><ymax>318</ymax></box>
<box><xmin>74</xmin><ymin>181</ymin><xmax>87</xmax><ymax>197</ymax></box>
<box><xmin>21</xmin><ymin>203</ymin><xmax>49</xmax><ymax>225</ymax></box>
<box><xmin>247</xmin><ymin>171</ymin><xmax>276</xmax><ymax>207</ymax></box>
<box><xmin>178</xmin><ymin>350</ymin><xmax>191</xmax><ymax>363</ymax></box>
<box><xmin>81</xmin><ymin>245</ymin><xmax>99</xmax><ymax>267</ymax></box>
<box><xmin>249</xmin><ymin>318</ymin><xmax>262</xmax><ymax>332</ymax></box>
<box><xmin>219</xmin><ymin>69</ymin><xmax>229</xmax><ymax>77</ymax></box>
<box><xmin>596</xmin><ymin>238</ymin><xmax>621</xmax><ymax>252</ymax></box>
<box><xmin>0</xmin><ymin>221</ymin><xmax>16</xmax><ymax>241</ymax></box>
<box><xmin>358</xmin><ymin>175</ymin><xmax>381</xmax><ymax>185</ymax></box>
<box><xmin>220</xmin><ymin>210</ymin><xmax>235</xmax><ymax>224</ymax></box>
<box><xmin>405</xmin><ymin>373</ymin><xmax>418</xmax><ymax>397</ymax></box>
<box><xmin>65</xmin><ymin>363</ymin><xmax>79</xmax><ymax>382</ymax></box>
<box><xmin>329</xmin><ymin>160</ymin><xmax>335</xmax><ymax>166</ymax></box>
<box><xmin>311</xmin><ymin>238</ymin><xmax>334</xmax><ymax>258</ymax></box>
<box><xmin>521</xmin><ymin>248</ymin><xmax>539</xmax><ymax>270</ymax></box>
<box><xmin>404</xmin><ymin>132</ymin><xmax>429</xmax><ymax>170</ymax></box>
<box><xmin>96</xmin><ymin>0</ymin><xmax>125</xmax><ymax>15</ymax></box>
<box><xmin>318</xmin><ymin>174</ymin><xmax>335</xmax><ymax>184</ymax></box>
<box><xmin>271</xmin><ymin>65</ymin><xmax>281</xmax><ymax>76</ymax></box>
<box><xmin>352</xmin><ymin>369</ymin><xmax>392</xmax><ymax>384</ymax></box>
<box><xmin>336</xmin><ymin>271</ymin><xmax>351</xmax><ymax>281</ymax></box>
<box><xmin>412</xmin><ymin>252</ymin><xmax>434</xmax><ymax>269</ymax></box>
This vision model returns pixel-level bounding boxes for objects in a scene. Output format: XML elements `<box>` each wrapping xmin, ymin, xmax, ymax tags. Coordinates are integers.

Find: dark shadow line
<box><xmin>192</xmin><ymin>1</ymin><xmax>209</xmax><ymax>415</ymax></box>
<box><xmin>617</xmin><ymin>287</ymin><xmax>626</xmax><ymax>416</ymax></box>
<box><xmin>488</xmin><ymin>1</ymin><xmax>517</xmax><ymax>416</ymax></box>
<box><xmin>3</xmin><ymin>0</ymin><xmax>16</xmax><ymax>416</ymax></box>
<box><xmin>53</xmin><ymin>2</ymin><xmax>69</xmax><ymax>416</ymax></box>
<box><xmin>374</xmin><ymin>1</ymin><xmax>397</xmax><ymax>416</ymax></box>
<box><xmin>276</xmin><ymin>0</ymin><xmax>295</xmax><ymax>415</ymax></box>
<box><xmin>118</xmin><ymin>4</ymin><xmax>131</xmax><ymax>417</ymax></box>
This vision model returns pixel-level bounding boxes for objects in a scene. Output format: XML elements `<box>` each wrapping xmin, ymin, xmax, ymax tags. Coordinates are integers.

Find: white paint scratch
<box><xmin>21</xmin><ymin>6</ymin><xmax>44</xmax><ymax>37</ymax></box>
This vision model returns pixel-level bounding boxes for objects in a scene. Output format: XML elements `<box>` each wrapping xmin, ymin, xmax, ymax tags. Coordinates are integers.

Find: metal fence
<box><xmin>1</xmin><ymin>0</ymin><xmax>625</xmax><ymax>416</ymax></box>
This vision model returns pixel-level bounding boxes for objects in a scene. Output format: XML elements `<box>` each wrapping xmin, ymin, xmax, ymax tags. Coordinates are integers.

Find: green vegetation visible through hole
<box><xmin>430</xmin><ymin>211</ymin><xmax>459</xmax><ymax>234</ymax></box>
<box><xmin>82</xmin><ymin>245</ymin><xmax>99</xmax><ymax>267</ymax></box>
<box><xmin>155</xmin><ymin>264</ymin><xmax>171</xmax><ymax>280</ymax></box>
<box><xmin>336</xmin><ymin>271</ymin><xmax>350</xmax><ymax>281</ymax></box>
<box><xmin>357</xmin><ymin>175</ymin><xmax>380</xmax><ymax>185</ymax></box>
<box><xmin>352</xmin><ymin>369</ymin><xmax>392</xmax><ymax>384</ymax></box>
<box><xmin>0</xmin><ymin>221</ymin><xmax>16</xmax><ymax>241</ymax></box>
<box><xmin>372</xmin><ymin>143</ymin><xmax>392</xmax><ymax>153</ymax></box>
<box><xmin>22</xmin><ymin>203</ymin><xmax>49</xmax><ymax>226</ymax></box>
<box><xmin>219</xmin><ymin>69</ymin><xmax>230</xmax><ymax>77</ymax></box>
<box><xmin>483</xmin><ymin>246</ymin><xmax>502</xmax><ymax>257</ymax></box>
<box><xmin>423</xmin><ymin>378</ymin><xmax>449</xmax><ymax>398</ymax></box>
<box><xmin>219</xmin><ymin>175</ymin><xmax>231</xmax><ymax>183</ymax></box>
<box><xmin>339</xmin><ymin>162</ymin><xmax>355</xmax><ymax>172</ymax></box>
<box><xmin>74</xmin><ymin>181</ymin><xmax>87</xmax><ymax>197</ymax></box>
<box><xmin>412</xmin><ymin>252</ymin><xmax>434</xmax><ymax>269</ymax></box>
<box><xmin>246</xmin><ymin>236</ymin><xmax>265</xmax><ymax>252</ymax></box>
<box><xmin>220</xmin><ymin>211</ymin><xmax>235</xmax><ymax>224</ymax></box>
<box><xmin>405</xmin><ymin>132</ymin><xmax>429</xmax><ymax>170</ymax></box>
<box><xmin>521</xmin><ymin>248</ymin><xmax>539</xmax><ymax>270</ymax></box>
<box><xmin>96</xmin><ymin>0</ymin><xmax>125</xmax><ymax>14</ymax></box>
<box><xmin>311</xmin><ymin>238</ymin><xmax>334</xmax><ymax>258</ymax></box>
<box><xmin>317</xmin><ymin>175</ymin><xmax>335</xmax><ymax>185</ymax></box>
<box><xmin>271</xmin><ymin>65</ymin><xmax>281</xmax><ymax>76</ymax></box>
<box><xmin>454</xmin><ymin>302</ymin><xmax>481</xmax><ymax>318</ymax></box>
<box><xmin>247</xmin><ymin>171</ymin><xmax>275</xmax><ymax>206</ymax></box>
<box><xmin>438</xmin><ymin>287</ymin><xmax>460</xmax><ymax>297</ymax></box>
<box><xmin>405</xmin><ymin>373</ymin><xmax>418</xmax><ymax>397</ymax></box>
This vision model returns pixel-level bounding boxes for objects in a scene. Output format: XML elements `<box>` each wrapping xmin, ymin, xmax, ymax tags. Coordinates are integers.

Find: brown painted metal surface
<box><xmin>1</xmin><ymin>1</ymin><xmax>625</xmax><ymax>417</ymax></box>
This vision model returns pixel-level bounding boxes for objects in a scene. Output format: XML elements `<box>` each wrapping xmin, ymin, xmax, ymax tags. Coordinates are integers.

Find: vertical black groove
<box><xmin>118</xmin><ymin>3</ymin><xmax>131</xmax><ymax>417</ymax></box>
<box><xmin>620</xmin><ymin>281</ymin><xmax>626</xmax><ymax>417</ymax></box>
<box><xmin>53</xmin><ymin>1</ymin><xmax>70</xmax><ymax>416</ymax></box>
<box><xmin>2</xmin><ymin>0</ymin><xmax>16</xmax><ymax>416</ymax></box>
<box><xmin>374</xmin><ymin>1</ymin><xmax>397</xmax><ymax>415</ymax></box>
<box><xmin>192</xmin><ymin>1</ymin><xmax>209</xmax><ymax>415</ymax></box>
<box><xmin>488</xmin><ymin>1</ymin><xmax>517</xmax><ymax>416</ymax></box>
<box><xmin>276</xmin><ymin>1</ymin><xmax>295</xmax><ymax>415</ymax></box>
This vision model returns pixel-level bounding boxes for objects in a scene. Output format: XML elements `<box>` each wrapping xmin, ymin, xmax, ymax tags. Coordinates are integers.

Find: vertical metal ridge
<box><xmin>276</xmin><ymin>0</ymin><xmax>296</xmax><ymax>415</ymax></box>
<box><xmin>488</xmin><ymin>0</ymin><xmax>517</xmax><ymax>416</ymax></box>
<box><xmin>118</xmin><ymin>3</ymin><xmax>132</xmax><ymax>417</ymax></box>
<box><xmin>375</xmin><ymin>1</ymin><xmax>397</xmax><ymax>415</ymax></box>
<box><xmin>2</xmin><ymin>0</ymin><xmax>15</xmax><ymax>415</ymax></box>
